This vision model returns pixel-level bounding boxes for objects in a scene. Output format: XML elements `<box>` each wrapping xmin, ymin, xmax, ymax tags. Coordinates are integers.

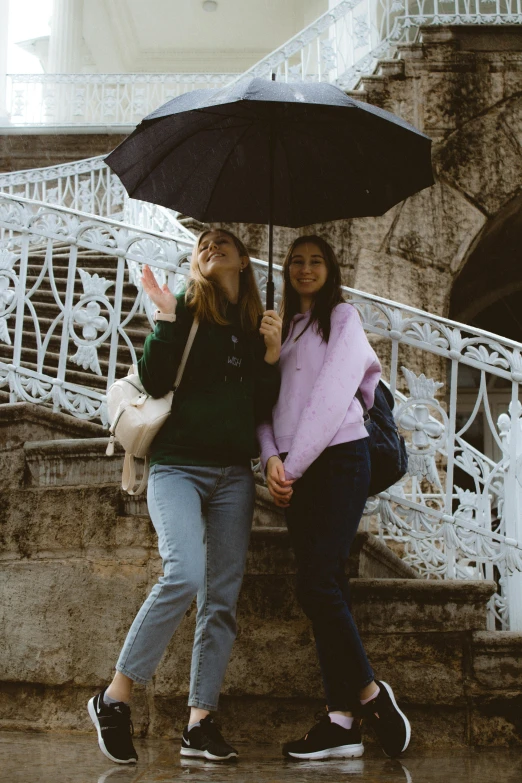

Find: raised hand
<box><xmin>141</xmin><ymin>264</ymin><xmax>177</xmax><ymax>315</ymax></box>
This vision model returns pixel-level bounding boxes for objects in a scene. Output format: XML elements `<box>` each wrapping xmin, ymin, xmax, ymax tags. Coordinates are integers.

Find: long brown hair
<box><xmin>281</xmin><ymin>235</ymin><xmax>345</xmax><ymax>343</ymax></box>
<box><xmin>186</xmin><ymin>228</ymin><xmax>263</xmax><ymax>332</ymax></box>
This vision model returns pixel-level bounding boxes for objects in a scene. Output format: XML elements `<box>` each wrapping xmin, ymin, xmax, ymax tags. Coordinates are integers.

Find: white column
<box><xmin>48</xmin><ymin>0</ymin><xmax>84</xmax><ymax>72</ymax></box>
<box><xmin>0</xmin><ymin>0</ymin><xmax>9</xmax><ymax>121</ymax></box>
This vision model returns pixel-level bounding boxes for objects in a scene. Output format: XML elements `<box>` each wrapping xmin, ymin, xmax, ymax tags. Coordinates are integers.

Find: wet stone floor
<box><xmin>1</xmin><ymin>732</ymin><xmax>522</xmax><ymax>783</ymax></box>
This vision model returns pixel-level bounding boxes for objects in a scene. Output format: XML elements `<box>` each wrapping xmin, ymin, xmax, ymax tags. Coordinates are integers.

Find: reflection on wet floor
<box><xmin>0</xmin><ymin>731</ymin><xmax>521</xmax><ymax>783</ymax></box>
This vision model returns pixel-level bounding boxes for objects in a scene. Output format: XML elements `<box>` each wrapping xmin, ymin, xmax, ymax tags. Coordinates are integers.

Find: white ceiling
<box><xmin>82</xmin><ymin>0</ymin><xmax>328</xmax><ymax>73</ymax></box>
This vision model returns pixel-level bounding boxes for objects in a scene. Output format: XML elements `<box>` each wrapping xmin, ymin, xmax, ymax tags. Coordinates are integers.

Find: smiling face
<box><xmin>197</xmin><ymin>230</ymin><xmax>247</xmax><ymax>281</ymax></box>
<box><xmin>287</xmin><ymin>241</ymin><xmax>329</xmax><ymax>299</ymax></box>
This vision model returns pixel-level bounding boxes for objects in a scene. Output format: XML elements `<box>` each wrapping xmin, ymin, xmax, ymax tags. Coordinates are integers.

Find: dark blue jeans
<box><xmin>284</xmin><ymin>439</ymin><xmax>375</xmax><ymax>712</ymax></box>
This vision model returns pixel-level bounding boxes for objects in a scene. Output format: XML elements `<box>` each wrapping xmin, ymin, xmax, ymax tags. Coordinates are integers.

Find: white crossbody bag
<box><xmin>105</xmin><ymin>318</ymin><xmax>199</xmax><ymax>495</ymax></box>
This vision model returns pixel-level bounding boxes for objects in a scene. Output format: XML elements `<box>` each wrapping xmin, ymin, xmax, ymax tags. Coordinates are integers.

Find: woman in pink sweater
<box><xmin>257</xmin><ymin>235</ymin><xmax>410</xmax><ymax>761</ymax></box>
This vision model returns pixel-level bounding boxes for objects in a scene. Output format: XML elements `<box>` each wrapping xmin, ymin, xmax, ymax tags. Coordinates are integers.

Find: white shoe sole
<box><xmin>180</xmin><ymin>747</ymin><xmax>237</xmax><ymax>761</ymax></box>
<box><xmin>379</xmin><ymin>681</ymin><xmax>411</xmax><ymax>755</ymax></box>
<box><xmin>286</xmin><ymin>743</ymin><xmax>364</xmax><ymax>761</ymax></box>
<box><xmin>87</xmin><ymin>696</ymin><xmax>137</xmax><ymax>765</ymax></box>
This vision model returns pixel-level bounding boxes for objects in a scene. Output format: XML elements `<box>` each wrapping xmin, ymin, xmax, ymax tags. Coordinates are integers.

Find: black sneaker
<box><xmin>361</xmin><ymin>680</ymin><xmax>411</xmax><ymax>757</ymax></box>
<box><xmin>283</xmin><ymin>714</ymin><xmax>364</xmax><ymax>761</ymax></box>
<box><xmin>87</xmin><ymin>688</ymin><xmax>138</xmax><ymax>764</ymax></box>
<box><xmin>180</xmin><ymin>716</ymin><xmax>238</xmax><ymax>761</ymax></box>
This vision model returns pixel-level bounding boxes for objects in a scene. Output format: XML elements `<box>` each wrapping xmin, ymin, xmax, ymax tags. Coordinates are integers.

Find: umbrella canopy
<box><xmin>106</xmin><ymin>78</ymin><xmax>433</xmax><ymax>228</ymax></box>
<box><xmin>106</xmin><ymin>78</ymin><xmax>434</xmax><ymax>308</ymax></box>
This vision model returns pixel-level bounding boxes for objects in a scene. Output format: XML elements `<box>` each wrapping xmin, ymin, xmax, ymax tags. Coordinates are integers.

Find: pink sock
<box><xmin>329</xmin><ymin>713</ymin><xmax>354</xmax><ymax>730</ymax></box>
<box><xmin>360</xmin><ymin>685</ymin><xmax>380</xmax><ymax>705</ymax></box>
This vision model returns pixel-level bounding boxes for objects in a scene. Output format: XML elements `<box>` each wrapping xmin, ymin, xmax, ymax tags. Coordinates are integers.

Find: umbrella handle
<box><xmin>266</xmin><ymin>280</ymin><xmax>275</xmax><ymax>311</ymax></box>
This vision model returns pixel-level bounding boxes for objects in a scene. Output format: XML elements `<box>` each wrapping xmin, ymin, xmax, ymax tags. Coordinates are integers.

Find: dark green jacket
<box><xmin>138</xmin><ymin>295</ymin><xmax>280</xmax><ymax>467</ymax></box>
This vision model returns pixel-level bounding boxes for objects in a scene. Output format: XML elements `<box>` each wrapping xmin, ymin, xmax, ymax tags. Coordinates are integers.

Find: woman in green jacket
<box><xmin>88</xmin><ymin>229</ymin><xmax>282</xmax><ymax>764</ymax></box>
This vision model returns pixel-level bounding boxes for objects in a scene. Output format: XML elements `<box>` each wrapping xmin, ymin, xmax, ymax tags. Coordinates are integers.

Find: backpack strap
<box><xmin>355</xmin><ymin>388</ymin><xmax>370</xmax><ymax>421</ymax></box>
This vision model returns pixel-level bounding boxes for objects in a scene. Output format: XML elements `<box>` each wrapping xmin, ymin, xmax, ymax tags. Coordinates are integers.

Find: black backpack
<box><xmin>356</xmin><ymin>381</ymin><xmax>408</xmax><ymax>497</ymax></box>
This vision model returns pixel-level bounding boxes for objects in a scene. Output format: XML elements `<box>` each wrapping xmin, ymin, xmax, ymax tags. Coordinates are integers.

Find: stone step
<box><xmin>0</xmin><ymin>402</ymin><xmax>106</xmax><ymax>490</ymax></box>
<box><xmin>0</xmin><ymin>403</ymin><xmax>105</xmax><ymax>445</ymax></box>
<box><xmin>375</xmin><ymin>58</ymin><xmax>405</xmax><ymax>79</ymax></box>
<box><xmin>359</xmin><ymin>74</ymin><xmax>388</xmax><ymax>93</ymax></box>
<box><xmin>25</xmin><ymin>273</ymin><xmax>139</xmax><ymax>298</ymax></box>
<box><xmin>395</xmin><ymin>42</ymin><xmax>425</xmax><ymax>61</ymax></box>
<box><xmin>18</xmin><ymin>428</ymin><xmax>415</xmax><ymax>579</ymax></box>
<box><xmin>0</xmin><ymin>403</ymin><xmax>513</xmax><ymax>746</ymax></box>
<box><xmin>0</xmin><ymin>537</ymin><xmax>497</xmax><ymax>742</ymax></box>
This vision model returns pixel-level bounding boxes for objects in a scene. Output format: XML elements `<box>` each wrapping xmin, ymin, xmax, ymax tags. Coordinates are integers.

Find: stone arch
<box><xmin>435</xmin><ymin>89</ymin><xmax>522</xmax><ymax>318</ymax></box>
<box><xmin>450</xmin><ymin>190</ymin><xmax>522</xmax><ymax>342</ymax></box>
<box><xmin>447</xmin><ymin>190</ymin><xmax>522</xmax><ymax>468</ymax></box>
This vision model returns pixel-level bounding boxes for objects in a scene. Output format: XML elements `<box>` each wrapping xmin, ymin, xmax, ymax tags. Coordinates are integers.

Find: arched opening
<box><xmin>449</xmin><ymin>192</ymin><xmax>522</xmax><ymax>469</ymax></box>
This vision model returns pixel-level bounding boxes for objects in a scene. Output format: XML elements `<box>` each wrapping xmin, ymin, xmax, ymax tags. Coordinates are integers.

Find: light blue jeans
<box><xmin>116</xmin><ymin>463</ymin><xmax>255</xmax><ymax>710</ymax></box>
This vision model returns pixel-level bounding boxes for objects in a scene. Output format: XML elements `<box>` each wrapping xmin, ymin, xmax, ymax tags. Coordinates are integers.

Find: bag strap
<box><xmin>122</xmin><ymin>453</ymin><xmax>150</xmax><ymax>496</ymax></box>
<box><xmin>173</xmin><ymin>318</ymin><xmax>199</xmax><ymax>392</ymax></box>
<box><xmin>355</xmin><ymin>388</ymin><xmax>370</xmax><ymax>421</ymax></box>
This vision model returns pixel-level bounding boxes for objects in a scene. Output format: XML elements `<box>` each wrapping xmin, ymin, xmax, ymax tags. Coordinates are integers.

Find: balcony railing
<box><xmin>1</xmin><ymin>192</ymin><xmax>522</xmax><ymax>631</ymax></box>
<box><xmin>4</xmin><ymin>72</ymin><xmax>235</xmax><ymax>128</ymax></box>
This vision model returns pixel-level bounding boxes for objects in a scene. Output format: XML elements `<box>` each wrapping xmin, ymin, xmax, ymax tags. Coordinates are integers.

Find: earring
<box><xmin>240</xmin><ymin>268</ymin><xmax>244</xmax><ymax>273</ymax></box>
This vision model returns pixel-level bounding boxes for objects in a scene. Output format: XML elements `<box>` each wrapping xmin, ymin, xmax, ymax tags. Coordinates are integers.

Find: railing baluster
<box><xmin>55</xmin><ymin>241</ymin><xmax>78</xmax><ymax>398</ymax></box>
<box><xmin>503</xmin><ymin>386</ymin><xmax>522</xmax><ymax>630</ymax></box>
<box><xmin>106</xmin><ymin>251</ymin><xmax>126</xmax><ymax>391</ymax></box>
<box><xmin>10</xmin><ymin>231</ymin><xmax>30</xmax><ymax>403</ymax></box>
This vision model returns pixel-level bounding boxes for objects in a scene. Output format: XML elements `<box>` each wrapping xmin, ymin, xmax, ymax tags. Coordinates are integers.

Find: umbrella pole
<box><xmin>266</xmin><ymin>124</ymin><xmax>275</xmax><ymax>311</ymax></box>
<box><xmin>267</xmin><ymin>220</ymin><xmax>274</xmax><ymax>311</ymax></box>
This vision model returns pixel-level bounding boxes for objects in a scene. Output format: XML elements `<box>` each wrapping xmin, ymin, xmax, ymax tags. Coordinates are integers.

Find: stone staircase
<box><xmin>2</xmin><ymin>403</ymin><xmax>521</xmax><ymax>748</ymax></box>
<box><xmin>0</xmin><ymin>246</ymin><xmax>151</xmax><ymax>405</ymax></box>
<box><xmin>3</xmin><ymin>25</ymin><xmax>522</xmax><ymax>749</ymax></box>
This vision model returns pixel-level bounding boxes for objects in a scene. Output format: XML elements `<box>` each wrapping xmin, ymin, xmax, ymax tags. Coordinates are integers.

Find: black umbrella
<box><xmin>106</xmin><ymin>77</ymin><xmax>434</xmax><ymax>309</ymax></box>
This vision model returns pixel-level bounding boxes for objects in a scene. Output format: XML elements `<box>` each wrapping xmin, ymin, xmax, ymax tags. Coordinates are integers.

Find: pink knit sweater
<box><xmin>257</xmin><ymin>303</ymin><xmax>381</xmax><ymax>480</ymax></box>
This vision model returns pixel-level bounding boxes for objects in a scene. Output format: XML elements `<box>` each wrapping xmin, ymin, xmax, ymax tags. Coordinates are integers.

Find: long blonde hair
<box><xmin>186</xmin><ymin>229</ymin><xmax>263</xmax><ymax>332</ymax></box>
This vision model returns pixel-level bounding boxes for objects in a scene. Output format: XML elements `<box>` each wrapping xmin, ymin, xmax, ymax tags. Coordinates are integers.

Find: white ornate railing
<box><xmin>348</xmin><ymin>289</ymin><xmax>522</xmax><ymax>632</ymax></box>
<box><xmin>0</xmin><ymin>156</ymin><xmax>124</xmax><ymax>217</ymax></box>
<box><xmin>0</xmin><ymin>156</ymin><xmax>197</xmax><ymax>244</ymax></box>
<box><xmin>0</xmin><ymin>194</ymin><xmax>193</xmax><ymax>420</ymax></box>
<box><xmin>5</xmin><ymin>73</ymin><xmax>235</xmax><ymax>128</ymax></box>
<box><xmin>232</xmin><ymin>0</ymin><xmax>522</xmax><ymax>90</ymax></box>
<box><xmin>1</xmin><ymin>191</ymin><xmax>521</xmax><ymax>630</ymax></box>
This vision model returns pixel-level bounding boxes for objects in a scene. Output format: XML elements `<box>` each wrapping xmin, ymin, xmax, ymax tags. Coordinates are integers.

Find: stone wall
<box><xmin>0</xmin><ymin>134</ymin><xmax>126</xmax><ymax>172</ymax></box>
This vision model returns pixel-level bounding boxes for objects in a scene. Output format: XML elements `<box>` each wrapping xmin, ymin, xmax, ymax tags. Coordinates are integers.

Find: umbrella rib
<box><xmin>199</xmin><ymin>120</ymin><xmax>258</xmax><ymax>217</ymax></box>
